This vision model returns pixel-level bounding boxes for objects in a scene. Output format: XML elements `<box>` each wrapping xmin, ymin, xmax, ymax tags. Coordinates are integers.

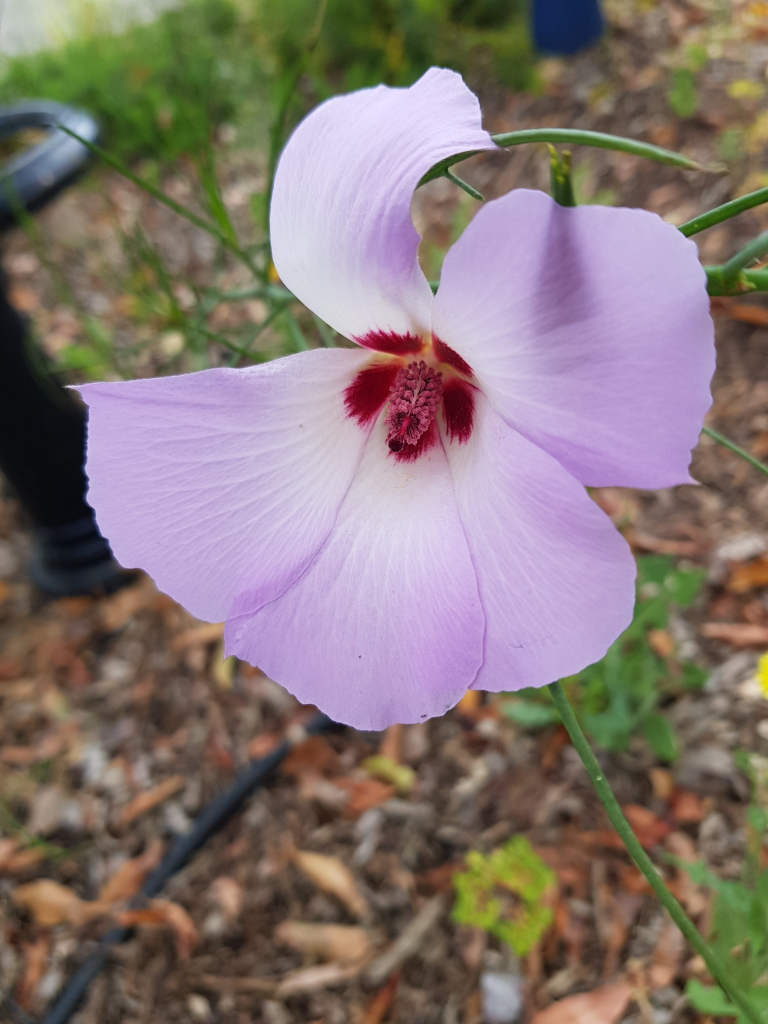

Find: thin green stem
<box><xmin>490</xmin><ymin>128</ymin><xmax>713</xmax><ymax>171</ymax></box>
<box><xmin>547</xmin><ymin>681</ymin><xmax>763</xmax><ymax>1024</ymax></box>
<box><xmin>702</xmin><ymin>426</ymin><xmax>768</xmax><ymax>478</ymax></box>
<box><xmin>444</xmin><ymin>168</ymin><xmax>484</xmax><ymax>201</ymax></box>
<box><xmin>680</xmin><ymin>187</ymin><xmax>768</xmax><ymax>237</ymax></box>
<box><xmin>417</xmin><ymin>128</ymin><xmax>713</xmax><ymax>191</ymax></box>
<box><xmin>57</xmin><ymin>126</ymin><xmax>260</xmax><ymax>276</ymax></box>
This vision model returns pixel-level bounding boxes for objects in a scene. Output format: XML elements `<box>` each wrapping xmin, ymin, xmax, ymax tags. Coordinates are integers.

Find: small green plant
<box><xmin>667</xmin><ymin>43</ymin><xmax>708</xmax><ymax>119</ymax></box>
<box><xmin>452</xmin><ymin>836</ymin><xmax>556</xmax><ymax>955</ymax></box>
<box><xmin>680</xmin><ymin>752</ymin><xmax>768</xmax><ymax>1022</ymax></box>
<box><xmin>501</xmin><ymin>555</ymin><xmax>707</xmax><ymax>760</ymax></box>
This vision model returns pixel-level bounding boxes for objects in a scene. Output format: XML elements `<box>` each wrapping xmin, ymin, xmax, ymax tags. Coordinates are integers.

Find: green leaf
<box><xmin>643</xmin><ymin>713</ymin><xmax>678</xmax><ymax>763</ymax></box>
<box><xmin>687</xmin><ymin>979</ymin><xmax>738</xmax><ymax>1017</ymax></box>
<box><xmin>668</xmin><ymin>67</ymin><xmax>699</xmax><ymax>118</ymax></box>
<box><xmin>502</xmin><ymin>700</ymin><xmax>560</xmax><ymax>729</ymax></box>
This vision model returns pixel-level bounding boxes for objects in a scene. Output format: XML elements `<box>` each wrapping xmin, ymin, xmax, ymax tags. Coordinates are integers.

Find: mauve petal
<box><xmin>442</xmin><ymin>394</ymin><xmax>636</xmax><ymax>692</ymax></box>
<box><xmin>77</xmin><ymin>348</ymin><xmax>374</xmax><ymax>623</ymax></box>
<box><xmin>432</xmin><ymin>189</ymin><xmax>715</xmax><ymax>489</ymax></box>
<box><xmin>225</xmin><ymin>415</ymin><xmax>485</xmax><ymax>730</ymax></box>
<box><xmin>270</xmin><ymin>67</ymin><xmax>495</xmax><ymax>344</ymax></box>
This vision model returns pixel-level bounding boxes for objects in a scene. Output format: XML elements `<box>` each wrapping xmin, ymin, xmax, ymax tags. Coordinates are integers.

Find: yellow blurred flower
<box><xmin>758</xmin><ymin>653</ymin><xmax>768</xmax><ymax>698</ymax></box>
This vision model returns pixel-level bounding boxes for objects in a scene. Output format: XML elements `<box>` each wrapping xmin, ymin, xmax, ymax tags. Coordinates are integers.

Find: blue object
<box><xmin>533</xmin><ymin>0</ymin><xmax>604</xmax><ymax>55</ymax></box>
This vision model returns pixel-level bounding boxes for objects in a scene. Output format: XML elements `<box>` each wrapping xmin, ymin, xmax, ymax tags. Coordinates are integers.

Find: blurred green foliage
<box><xmin>0</xmin><ymin>0</ymin><xmax>262</xmax><ymax>162</ymax></box>
<box><xmin>0</xmin><ymin>0</ymin><xmax>534</xmax><ymax>167</ymax></box>
<box><xmin>254</xmin><ymin>0</ymin><xmax>534</xmax><ymax>94</ymax></box>
<box><xmin>681</xmin><ymin>752</ymin><xmax>768</xmax><ymax>1022</ymax></box>
<box><xmin>667</xmin><ymin>43</ymin><xmax>708</xmax><ymax>120</ymax></box>
<box><xmin>453</xmin><ymin>836</ymin><xmax>555</xmax><ymax>955</ymax></box>
<box><xmin>501</xmin><ymin>555</ymin><xmax>707</xmax><ymax>760</ymax></box>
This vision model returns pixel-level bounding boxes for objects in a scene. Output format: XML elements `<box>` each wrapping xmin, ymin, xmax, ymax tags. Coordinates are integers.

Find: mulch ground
<box><xmin>2</xmin><ymin>2</ymin><xmax>768</xmax><ymax>1022</ymax></box>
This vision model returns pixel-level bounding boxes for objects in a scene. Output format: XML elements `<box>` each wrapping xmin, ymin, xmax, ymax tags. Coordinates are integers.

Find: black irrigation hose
<box><xmin>8</xmin><ymin>712</ymin><xmax>336</xmax><ymax>1024</ymax></box>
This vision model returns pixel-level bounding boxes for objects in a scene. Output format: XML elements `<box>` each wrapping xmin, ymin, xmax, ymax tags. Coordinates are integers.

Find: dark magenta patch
<box><xmin>355</xmin><ymin>330</ymin><xmax>424</xmax><ymax>356</ymax></box>
<box><xmin>442</xmin><ymin>379</ymin><xmax>475</xmax><ymax>444</ymax></box>
<box><xmin>433</xmin><ymin>335</ymin><xmax>473</xmax><ymax>377</ymax></box>
<box><xmin>344</xmin><ymin>362</ymin><xmax>399</xmax><ymax>426</ymax></box>
<box><xmin>392</xmin><ymin>418</ymin><xmax>438</xmax><ymax>463</ymax></box>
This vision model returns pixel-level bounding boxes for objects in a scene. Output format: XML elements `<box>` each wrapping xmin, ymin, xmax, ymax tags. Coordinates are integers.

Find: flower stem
<box><xmin>547</xmin><ymin>680</ymin><xmax>763</xmax><ymax>1024</ymax></box>
<box><xmin>680</xmin><ymin>186</ymin><xmax>768</xmax><ymax>237</ymax></box>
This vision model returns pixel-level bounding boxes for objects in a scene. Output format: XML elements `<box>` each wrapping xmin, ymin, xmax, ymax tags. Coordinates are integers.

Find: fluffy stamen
<box><xmin>386</xmin><ymin>361</ymin><xmax>443</xmax><ymax>453</ymax></box>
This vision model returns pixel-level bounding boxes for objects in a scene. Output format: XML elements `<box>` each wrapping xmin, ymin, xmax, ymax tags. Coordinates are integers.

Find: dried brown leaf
<box><xmin>727</xmin><ymin>555</ymin><xmax>768</xmax><ymax>593</ymax></box>
<box><xmin>362</xmin><ymin>972</ymin><xmax>400</xmax><ymax>1024</ymax></box>
<box><xmin>621</xmin><ymin>805</ymin><xmax>671</xmax><ymax>848</ymax></box>
<box><xmin>648</xmin><ymin>629</ymin><xmax>675</xmax><ymax>659</ymax></box>
<box><xmin>0</xmin><ymin>843</ymin><xmax>46</xmax><ymax>875</ymax></box>
<box><xmin>100</xmin><ymin>575</ymin><xmax>158</xmax><ymax>631</ymax></box>
<box><xmin>531</xmin><ymin>981</ymin><xmax>632</xmax><ymax>1024</ymax></box>
<box><xmin>171</xmin><ymin>622</ymin><xmax>225</xmax><ymax>651</ymax></box>
<box><xmin>281</xmin><ymin>736</ymin><xmax>340</xmax><ymax>777</ymax></box>
<box><xmin>99</xmin><ymin>838</ymin><xmax>164</xmax><ymax>903</ymax></box>
<box><xmin>711</xmin><ymin>299</ymin><xmax>768</xmax><ymax>326</ymax></box>
<box><xmin>12</xmin><ymin>879</ymin><xmax>109</xmax><ymax>927</ymax></box>
<box><xmin>114</xmin><ymin>775</ymin><xmax>184</xmax><ymax>827</ymax></box>
<box><xmin>14</xmin><ymin>934</ymin><xmax>50</xmax><ymax>1010</ymax></box>
<box><xmin>292</xmin><ymin>850</ymin><xmax>368</xmax><ymax>918</ymax></box>
<box><xmin>334</xmin><ymin>777</ymin><xmax>395</xmax><ymax>819</ymax></box>
<box><xmin>118</xmin><ymin>898</ymin><xmax>198</xmax><ymax>958</ymax></box>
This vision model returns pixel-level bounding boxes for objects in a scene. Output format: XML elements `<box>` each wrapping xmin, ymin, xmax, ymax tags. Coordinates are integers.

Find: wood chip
<box><xmin>700</xmin><ymin>622</ymin><xmax>768</xmax><ymax>646</ymax></box>
<box><xmin>275</xmin><ymin>959</ymin><xmax>368</xmax><ymax>998</ymax></box>
<box><xmin>274</xmin><ymin>921</ymin><xmax>373</xmax><ymax>963</ymax></box>
<box><xmin>171</xmin><ymin>622</ymin><xmax>225</xmax><ymax>651</ymax></box>
<box><xmin>366</xmin><ymin>894</ymin><xmax>447</xmax><ymax>986</ymax></box>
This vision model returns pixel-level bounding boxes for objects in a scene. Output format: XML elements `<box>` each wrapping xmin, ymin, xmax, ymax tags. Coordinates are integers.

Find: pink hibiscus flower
<box><xmin>77</xmin><ymin>69</ymin><xmax>715</xmax><ymax>730</ymax></box>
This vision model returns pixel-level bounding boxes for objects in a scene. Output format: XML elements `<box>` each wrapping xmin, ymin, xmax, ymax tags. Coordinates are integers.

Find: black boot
<box><xmin>0</xmin><ymin>269</ymin><xmax>130</xmax><ymax>597</ymax></box>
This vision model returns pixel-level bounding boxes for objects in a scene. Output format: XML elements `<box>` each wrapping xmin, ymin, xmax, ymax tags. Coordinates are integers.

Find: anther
<box><xmin>386</xmin><ymin>361</ymin><xmax>443</xmax><ymax>453</ymax></box>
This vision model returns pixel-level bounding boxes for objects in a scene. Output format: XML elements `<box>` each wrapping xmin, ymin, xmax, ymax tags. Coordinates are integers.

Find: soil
<box><xmin>1</xmin><ymin>2</ymin><xmax>768</xmax><ymax>1023</ymax></box>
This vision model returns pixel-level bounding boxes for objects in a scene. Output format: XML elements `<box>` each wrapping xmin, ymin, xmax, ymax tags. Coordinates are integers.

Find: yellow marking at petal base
<box><xmin>757</xmin><ymin>653</ymin><xmax>768</xmax><ymax>699</ymax></box>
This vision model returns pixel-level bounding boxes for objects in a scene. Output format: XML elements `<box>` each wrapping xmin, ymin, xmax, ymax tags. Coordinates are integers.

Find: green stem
<box><xmin>702</xmin><ymin>426</ymin><xmax>768</xmax><ymax>478</ymax></box>
<box><xmin>490</xmin><ymin>128</ymin><xmax>711</xmax><ymax>171</ymax></box>
<box><xmin>418</xmin><ymin>128</ymin><xmax>711</xmax><ymax>191</ymax></box>
<box><xmin>719</xmin><ymin>231</ymin><xmax>768</xmax><ymax>287</ymax></box>
<box><xmin>444</xmin><ymin>168</ymin><xmax>484</xmax><ymax>201</ymax></box>
<box><xmin>680</xmin><ymin>187</ymin><xmax>768</xmax><ymax>237</ymax></box>
<box><xmin>547</xmin><ymin>681</ymin><xmax>763</xmax><ymax>1024</ymax></box>
<box><xmin>548</xmin><ymin>146</ymin><xmax>576</xmax><ymax>207</ymax></box>
<box><xmin>706</xmin><ymin>266</ymin><xmax>768</xmax><ymax>295</ymax></box>
<box><xmin>57</xmin><ymin>125</ymin><xmax>260</xmax><ymax>276</ymax></box>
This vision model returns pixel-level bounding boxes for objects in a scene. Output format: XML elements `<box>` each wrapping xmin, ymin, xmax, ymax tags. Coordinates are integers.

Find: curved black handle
<box><xmin>0</xmin><ymin>100</ymin><xmax>100</xmax><ymax>229</ymax></box>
